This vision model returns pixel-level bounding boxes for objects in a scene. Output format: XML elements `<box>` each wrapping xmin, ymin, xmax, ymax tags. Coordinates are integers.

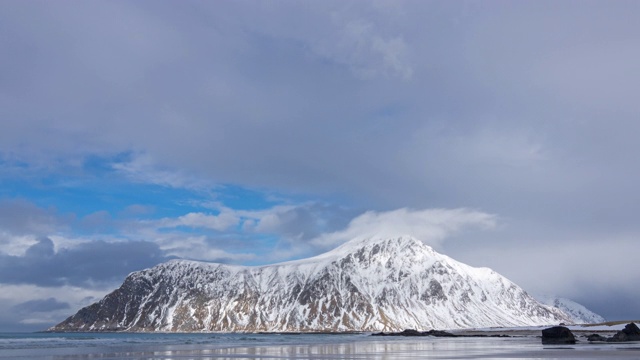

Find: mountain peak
<box><xmin>535</xmin><ymin>295</ymin><xmax>605</xmax><ymax>324</ymax></box>
<box><xmin>50</xmin><ymin>235</ymin><xmax>571</xmax><ymax>332</ymax></box>
<box><xmin>331</xmin><ymin>234</ymin><xmax>430</xmax><ymax>254</ymax></box>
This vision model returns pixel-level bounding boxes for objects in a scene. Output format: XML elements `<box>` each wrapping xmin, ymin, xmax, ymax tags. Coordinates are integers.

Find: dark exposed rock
<box><xmin>541</xmin><ymin>326</ymin><xmax>576</xmax><ymax>344</ymax></box>
<box><xmin>372</xmin><ymin>329</ymin><xmax>423</xmax><ymax>336</ymax></box>
<box><xmin>608</xmin><ymin>322</ymin><xmax>640</xmax><ymax>342</ymax></box>
<box><xmin>583</xmin><ymin>323</ymin><xmax>640</xmax><ymax>343</ymax></box>
<box><xmin>371</xmin><ymin>329</ymin><xmax>512</xmax><ymax>338</ymax></box>
<box><xmin>372</xmin><ymin>329</ymin><xmax>457</xmax><ymax>337</ymax></box>
<box><xmin>424</xmin><ymin>330</ymin><xmax>458</xmax><ymax>337</ymax></box>
<box><xmin>586</xmin><ymin>334</ymin><xmax>608</xmax><ymax>342</ymax></box>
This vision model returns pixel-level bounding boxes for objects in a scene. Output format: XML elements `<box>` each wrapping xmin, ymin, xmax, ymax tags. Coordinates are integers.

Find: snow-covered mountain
<box><xmin>535</xmin><ymin>295</ymin><xmax>605</xmax><ymax>324</ymax></box>
<box><xmin>50</xmin><ymin>236</ymin><xmax>570</xmax><ymax>332</ymax></box>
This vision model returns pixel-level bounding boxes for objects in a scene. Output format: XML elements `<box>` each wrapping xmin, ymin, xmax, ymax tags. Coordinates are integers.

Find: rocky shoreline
<box><xmin>542</xmin><ymin>322</ymin><xmax>640</xmax><ymax>344</ymax></box>
<box><xmin>370</xmin><ymin>322</ymin><xmax>640</xmax><ymax>344</ymax></box>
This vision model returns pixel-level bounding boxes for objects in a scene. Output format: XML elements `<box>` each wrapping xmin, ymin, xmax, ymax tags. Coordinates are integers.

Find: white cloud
<box><xmin>0</xmin><ymin>233</ymin><xmax>38</xmax><ymax>256</ymax></box>
<box><xmin>164</xmin><ymin>211</ymin><xmax>239</xmax><ymax>231</ymax></box>
<box><xmin>372</xmin><ymin>36</ymin><xmax>413</xmax><ymax>80</ymax></box>
<box><xmin>112</xmin><ymin>152</ymin><xmax>216</xmax><ymax>191</ymax></box>
<box><xmin>310</xmin><ymin>208</ymin><xmax>497</xmax><ymax>249</ymax></box>
<box><xmin>324</xmin><ymin>16</ymin><xmax>413</xmax><ymax>80</ymax></box>
<box><xmin>247</xmin><ymin>205</ymin><xmax>301</xmax><ymax>232</ymax></box>
<box><xmin>238</xmin><ymin>2</ymin><xmax>414</xmax><ymax>81</ymax></box>
<box><xmin>140</xmin><ymin>206</ymin><xmax>497</xmax><ymax>263</ymax></box>
<box><xmin>47</xmin><ymin>234</ymin><xmax>99</xmax><ymax>252</ymax></box>
<box><xmin>154</xmin><ymin>235</ymin><xmax>255</xmax><ymax>263</ymax></box>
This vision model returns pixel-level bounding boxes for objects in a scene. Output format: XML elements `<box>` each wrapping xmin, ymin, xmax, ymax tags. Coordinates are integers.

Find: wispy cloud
<box><xmin>112</xmin><ymin>152</ymin><xmax>217</xmax><ymax>191</ymax></box>
<box><xmin>156</xmin><ymin>211</ymin><xmax>240</xmax><ymax>232</ymax></box>
<box><xmin>310</xmin><ymin>208</ymin><xmax>497</xmax><ymax>250</ymax></box>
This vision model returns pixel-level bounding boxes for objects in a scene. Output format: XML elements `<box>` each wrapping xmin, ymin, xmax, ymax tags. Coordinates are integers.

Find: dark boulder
<box><xmin>541</xmin><ymin>326</ymin><xmax>576</xmax><ymax>344</ymax></box>
<box><xmin>608</xmin><ymin>323</ymin><xmax>640</xmax><ymax>342</ymax></box>
<box><xmin>586</xmin><ymin>334</ymin><xmax>608</xmax><ymax>342</ymax></box>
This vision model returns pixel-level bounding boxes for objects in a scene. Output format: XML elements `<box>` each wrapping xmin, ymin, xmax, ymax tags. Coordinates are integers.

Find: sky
<box><xmin>1</xmin><ymin>0</ymin><xmax>639</xmax><ymax>331</ymax></box>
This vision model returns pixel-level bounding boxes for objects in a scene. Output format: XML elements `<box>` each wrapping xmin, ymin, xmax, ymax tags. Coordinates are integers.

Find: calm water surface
<box><xmin>1</xmin><ymin>332</ymin><xmax>639</xmax><ymax>359</ymax></box>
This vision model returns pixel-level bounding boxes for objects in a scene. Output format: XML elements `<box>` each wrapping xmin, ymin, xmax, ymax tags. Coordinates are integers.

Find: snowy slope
<box><xmin>50</xmin><ymin>236</ymin><xmax>571</xmax><ymax>332</ymax></box>
<box><xmin>535</xmin><ymin>295</ymin><xmax>605</xmax><ymax>324</ymax></box>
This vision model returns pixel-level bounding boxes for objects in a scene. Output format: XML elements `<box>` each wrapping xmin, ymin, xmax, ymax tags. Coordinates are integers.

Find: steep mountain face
<box><xmin>535</xmin><ymin>295</ymin><xmax>605</xmax><ymax>324</ymax></box>
<box><xmin>50</xmin><ymin>236</ymin><xmax>570</xmax><ymax>332</ymax></box>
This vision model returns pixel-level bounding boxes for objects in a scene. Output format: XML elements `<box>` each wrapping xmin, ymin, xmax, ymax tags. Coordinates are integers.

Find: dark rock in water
<box><xmin>584</xmin><ymin>322</ymin><xmax>640</xmax><ymax>343</ymax></box>
<box><xmin>423</xmin><ymin>329</ymin><xmax>457</xmax><ymax>337</ymax></box>
<box><xmin>371</xmin><ymin>329</ymin><xmax>513</xmax><ymax>338</ymax></box>
<box><xmin>541</xmin><ymin>326</ymin><xmax>576</xmax><ymax>344</ymax></box>
<box><xmin>372</xmin><ymin>329</ymin><xmax>457</xmax><ymax>337</ymax></box>
<box><xmin>398</xmin><ymin>329</ymin><xmax>424</xmax><ymax>336</ymax></box>
<box><xmin>372</xmin><ymin>330</ymin><xmax>408</xmax><ymax>336</ymax></box>
<box><xmin>608</xmin><ymin>323</ymin><xmax>640</xmax><ymax>342</ymax></box>
<box><xmin>587</xmin><ymin>334</ymin><xmax>608</xmax><ymax>342</ymax></box>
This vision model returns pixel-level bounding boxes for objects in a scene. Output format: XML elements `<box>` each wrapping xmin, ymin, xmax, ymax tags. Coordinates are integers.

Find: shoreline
<box><xmin>42</xmin><ymin>321</ymin><xmax>640</xmax><ymax>335</ymax></box>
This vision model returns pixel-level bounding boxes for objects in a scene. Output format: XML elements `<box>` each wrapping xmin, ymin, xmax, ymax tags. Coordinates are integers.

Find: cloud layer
<box><xmin>2</xmin><ymin>1</ymin><xmax>640</xmax><ymax>328</ymax></box>
<box><xmin>311</xmin><ymin>208</ymin><xmax>497</xmax><ymax>249</ymax></box>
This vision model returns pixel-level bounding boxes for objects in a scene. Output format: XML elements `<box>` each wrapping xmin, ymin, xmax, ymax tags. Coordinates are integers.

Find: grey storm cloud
<box><xmin>12</xmin><ymin>297</ymin><xmax>70</xmax><ymax>314</ymax></box>
<box><xmin>0</xmin><ymin>237</ymin><xmax>172</xmax><ymax>287</ymax></box>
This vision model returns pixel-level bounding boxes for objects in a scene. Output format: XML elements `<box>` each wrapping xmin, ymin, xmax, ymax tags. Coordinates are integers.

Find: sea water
<box><xmin>1</xmin><ymin>332</ymin><xmax>639</xmax><ymax>359</ymax></box>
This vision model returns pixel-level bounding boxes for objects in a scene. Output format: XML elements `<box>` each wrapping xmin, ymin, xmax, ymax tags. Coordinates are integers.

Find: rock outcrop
<box><xmin>584</xmin><ymin>323</ymin><xmax>640</xmax><ymax>343</ymax></box>
<box><xmin>541</xmin><ymin>326</ymin><xmax>576</xmax><ymax>344</ymax></box>
<box><xmin>586</xmin><ymin>334</ymin><xmax>607</xmax><ymax>342</ymax></box>
<box><xmin>609</xmin><ymin>323</ymin><xmax>640</xmax><ymax>342</ymax></box>
<box><xmin>372</xmin><ymin>329</ymin><xmax>457</xmax><ymax>337</ymax></box>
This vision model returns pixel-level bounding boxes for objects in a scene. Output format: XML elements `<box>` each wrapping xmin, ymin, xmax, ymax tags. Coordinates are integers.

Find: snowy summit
<box><xmin>51</xmin><ymin>236</ymin><xmax>572</xmax><ymax>332</ymax></box>
<box><xmin>535</xmin><ymin>295</ymin><xmax>605</xmax><ymax>325</ymax></box>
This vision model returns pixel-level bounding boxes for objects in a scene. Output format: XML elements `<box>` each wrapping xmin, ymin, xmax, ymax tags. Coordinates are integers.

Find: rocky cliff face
<box><xmin>50</xmin><ymin>236</ymin><xmax>570</xmax><ymax>332</ymax></box>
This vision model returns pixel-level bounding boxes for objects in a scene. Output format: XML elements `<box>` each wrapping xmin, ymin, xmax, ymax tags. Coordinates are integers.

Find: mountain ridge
<box><xmin>50</xmin><ymin>235</ymin><xmax>571</xmax><ymax>332</ymax></box>
<box><xmin>535</xmin><ymin>295</ymin><xmax>605</xmax><ymax>324</ymax></box>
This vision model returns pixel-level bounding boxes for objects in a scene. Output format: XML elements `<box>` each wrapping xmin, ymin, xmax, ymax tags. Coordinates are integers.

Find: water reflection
<box><xmin>5</xmin><ymin>334</ymin><xmax>638</xmax><ymax>360</ymax></box>
<box><xmin>201</xmin><ymin>337</ymin><xmax>540</xmax><ymax>359</ymax></box>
